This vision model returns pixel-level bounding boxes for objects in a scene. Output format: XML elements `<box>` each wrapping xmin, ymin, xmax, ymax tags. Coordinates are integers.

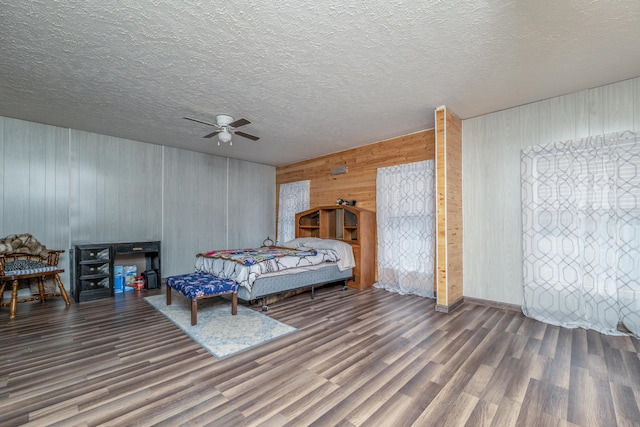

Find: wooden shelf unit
<box><xmin>295</xmin><ymin>206</ymin><xmax>375</xmax><ymax>290</ymax></box>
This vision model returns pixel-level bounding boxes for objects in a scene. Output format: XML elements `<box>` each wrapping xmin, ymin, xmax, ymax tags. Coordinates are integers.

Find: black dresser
<box><xmin>71</xmin><ymin>241</ymin><xmax>161</xmax><ymax>302</ymax></box>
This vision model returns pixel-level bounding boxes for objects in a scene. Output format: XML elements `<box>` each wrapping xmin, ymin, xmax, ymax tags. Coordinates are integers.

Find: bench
<box><xmin>0</xmin><ymin>251</ymin><xmax>70</xmax><ymax>319</ymax></box>
<box><xmin>165</xmin><ymin>272</ymin><xmax>239</xmax><ymax>325</ymax></box>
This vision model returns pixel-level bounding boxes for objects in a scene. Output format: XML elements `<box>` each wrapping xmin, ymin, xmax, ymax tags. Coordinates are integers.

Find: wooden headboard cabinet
<box><xmin>296</xmin><ymin>205</ymin><xmax>375</xmax><ymax>290</ymax></box>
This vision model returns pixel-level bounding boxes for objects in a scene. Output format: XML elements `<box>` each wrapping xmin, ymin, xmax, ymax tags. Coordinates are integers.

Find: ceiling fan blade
<box><xmin>203</xmin><ymin>130</ymin><xmax>221</xmax><ymax>138</ymax></box>
<box><xmin>184</xmin><ymin>117</ymin><xmax>218</xmax><ymax>127</ymax></box>
<box><xmin>235</xmin><ymin>131</ymin><xmax>260</xmax><ymax>141</ymax></box>
<box><xmin>230</xmin><ymin>118</ymin><xmax>250</xmax><ymax>128</ymax></box>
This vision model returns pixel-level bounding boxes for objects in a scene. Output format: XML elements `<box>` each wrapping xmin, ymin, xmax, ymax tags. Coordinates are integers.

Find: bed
<box><xmin>194</xmin><ymin>238</ymin><xmax>355</xmax><ymax>310</ymax></box>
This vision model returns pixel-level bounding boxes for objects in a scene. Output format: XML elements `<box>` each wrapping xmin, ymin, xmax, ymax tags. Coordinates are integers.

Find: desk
<box><xmin>72</xmin><ymin>241</ymin><xmax>161</xmax><ymax>302</ymax></box>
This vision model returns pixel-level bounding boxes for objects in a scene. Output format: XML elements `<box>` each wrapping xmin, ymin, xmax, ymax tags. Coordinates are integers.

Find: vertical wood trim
<box><xmin>445</xmin><ymin>108</ymin><xmax>463</xmax><ymax>305</ymax></box>
<box><xmin>435</xmin><ymin>106</ymin><xmax>463</xmax><ymax>310</ymax></box>
<box><xmin>435</xmin><ymin>107</ymin><xmax>447</xmax><ymax>307</ymax></box>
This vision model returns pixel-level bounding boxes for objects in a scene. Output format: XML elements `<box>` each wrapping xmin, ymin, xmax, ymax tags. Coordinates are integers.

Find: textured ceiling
<box><xmin>1</xmin><ymin>1</ymin><xmax>640</xmax><ymax>166</ymax></box>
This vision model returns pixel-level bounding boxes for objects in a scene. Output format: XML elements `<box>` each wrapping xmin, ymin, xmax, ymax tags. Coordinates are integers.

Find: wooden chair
<box><xmin>0</xmin><ymin>234</ymin><xmax>71</xmax><ymax>319</ymax></box>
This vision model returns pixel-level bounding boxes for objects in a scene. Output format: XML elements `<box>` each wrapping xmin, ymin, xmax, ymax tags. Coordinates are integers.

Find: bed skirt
<box><xmin>236</xmin><ymin>264</ymin><xmax>353</xmax><ymax>302</ymax></box>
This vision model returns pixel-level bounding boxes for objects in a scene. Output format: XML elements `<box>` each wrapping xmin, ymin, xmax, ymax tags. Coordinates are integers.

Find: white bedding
<box><xmin>281</xmin><ymin>238</ymin><xmax>355</xmax><ymax>271</ymax></box>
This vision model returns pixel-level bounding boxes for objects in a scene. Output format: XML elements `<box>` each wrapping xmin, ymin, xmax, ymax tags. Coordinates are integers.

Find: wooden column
<box><xmin>435</xmin><ymin>106</ymin><xmax>463</xmax><ymax>312</ymax></box>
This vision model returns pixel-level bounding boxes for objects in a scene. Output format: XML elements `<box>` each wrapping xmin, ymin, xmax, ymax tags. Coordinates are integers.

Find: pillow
<box><xmin>281</xmin><ymin>237</ymin><xmax>323</xmax><ymax>248</ymax></box>
<box><xmin>281</xmin><ymin>238</ymin><xmax>355</xmax><ymax>271</ymax></box>
<box><xmin>308</xmin><ymin>239</ymin><xmax>356</xmax><ymax>271</ymax></box>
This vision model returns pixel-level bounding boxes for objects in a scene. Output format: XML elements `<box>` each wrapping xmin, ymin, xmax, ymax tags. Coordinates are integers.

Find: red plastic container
<box><xmin>134</xmin><ymin>276</ymin><xmax>145</xmax><ymax>290</ymax></box>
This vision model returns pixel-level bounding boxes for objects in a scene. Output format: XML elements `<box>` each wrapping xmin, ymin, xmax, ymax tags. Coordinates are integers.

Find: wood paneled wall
<box><xmin>276</xmin><ymin>130</ymin><xmax>435</xmax><ymax>213</ymax></box>
<box><xmin>276</xmin><ymin>129</ymin><xmax>435</xmax><ymax>288</ymax></box>
<box><xmin>435</xmin><ymin>107</ymin><xmax>463</xmax><ymax>312</ymax></box>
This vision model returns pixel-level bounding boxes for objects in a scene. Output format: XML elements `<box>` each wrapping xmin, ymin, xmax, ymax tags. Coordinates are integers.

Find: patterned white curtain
<box><xmin>521</xmin><ymin>130</ymin><xmax>640</xmax><ymax>336</ymax></box>
<box><xmin>277</xmin><ymin>180</ymin><xmax>310</xmax><ymax>244</ymax></box>
<box><xmin>375</xmin><ymin>160</ymin><xmax>435</xmax><ymax>297</ymax></box>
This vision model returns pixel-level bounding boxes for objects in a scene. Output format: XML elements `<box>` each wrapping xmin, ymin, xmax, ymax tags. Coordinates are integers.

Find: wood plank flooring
<box><xmin>1</xmin><ymin>285</ymin><xmax>639</xmax><ymax>426</ymax></box>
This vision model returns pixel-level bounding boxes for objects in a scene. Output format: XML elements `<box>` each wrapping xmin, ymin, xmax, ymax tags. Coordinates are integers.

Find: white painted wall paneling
<box><xmin>0</xmin><ymin>118</ymin><xmax>3</xmax><ymax>232</ymax></box>
<box><xmin>1</xmin><ymin>117</ymin><xmax>70</xmax><ymax>247</ymax></box>
<box><xmin>0</xmin><ymin>116</ymin><xmax>277</xmax><ymax>297</ymax></box>
<box><xmin>462</xmin><ymin>76</ymin><xmax>640</xmax><ymax>306</ymax></box>
<box><xmin>227</xmin><ymin>158</ymin><xmax>276</xmax><ymax>249</ymax></box>
<box><xmin>1</xmin><ymin>117</ymin><xmax>70</xmax><ymax>285</ymax></box>
<box><xmin>69</xmin><ymin>130</ymin><xmax>162</xmax><ymax>244</ymax></box>
<box><xmin>162</xmin><ymin>147</ymin><xmax>229</xmax><ymax>277</ymax></box>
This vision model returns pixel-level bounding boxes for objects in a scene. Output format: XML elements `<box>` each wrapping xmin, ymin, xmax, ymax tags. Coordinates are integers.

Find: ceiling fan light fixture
<box><xmin>218</xmin><ymin>128</ymin><xmax>232</xmax><ymax>144</ymax></box>
<box><xmin>184</xmin><ymin>114</ymin><xmax>258</xmax><ymax>143</ymax></box>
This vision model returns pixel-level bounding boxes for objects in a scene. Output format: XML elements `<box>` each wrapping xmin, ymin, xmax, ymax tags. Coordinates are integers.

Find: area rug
<box><xmin>144</xmin><ymin>294</ymin><xmax>296</xmax><ymax>359</ymax></box>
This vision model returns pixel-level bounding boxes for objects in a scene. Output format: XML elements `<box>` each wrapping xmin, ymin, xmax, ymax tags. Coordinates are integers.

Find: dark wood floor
<box><xmin>1</xmin><ymin>285</ymin><xmax>639</xmax><ymax>426</ymax></box>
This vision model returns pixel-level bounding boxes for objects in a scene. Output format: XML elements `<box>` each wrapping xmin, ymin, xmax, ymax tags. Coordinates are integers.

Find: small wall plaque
<box><xmin>330</xmin><ymin>166</ymin><xmax>348</xmax><ymax>175</ymax></box>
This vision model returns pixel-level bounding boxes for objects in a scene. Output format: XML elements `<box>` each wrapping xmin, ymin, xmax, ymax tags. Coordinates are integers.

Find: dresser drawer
<box><xmin>79</xmin><ymin>248</ymin><xmax>111</xmax><ymax>261</ymax></box>
<box><xmin>114</xmin><ymin>242</ymin><xmax>160</xmax><ymax>254</ymax></box>
<box><xmin>80</xmin><ymin>262</ymin><xmax>110</xmax><ymax>276</ymax></box>
<box><xmin>80</xmin><ymin>277</ymin><xmax>110</xmax><ymax>291</ymax></box>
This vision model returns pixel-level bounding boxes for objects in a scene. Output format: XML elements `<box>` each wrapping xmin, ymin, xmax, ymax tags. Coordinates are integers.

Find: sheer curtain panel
<box><xmin>375</xmin><ymin>160</ymin><xmax>435</xmax><ymax>297</ymax></box>
<box><xmin>521</xmin><ymin>130</ymin><xmax>640</xmax><ymax>336</ymax></box>
<box><xmin>277</xmin><ymin>180</ymin><xmax>310</xmax><ymax>244</ymax></box>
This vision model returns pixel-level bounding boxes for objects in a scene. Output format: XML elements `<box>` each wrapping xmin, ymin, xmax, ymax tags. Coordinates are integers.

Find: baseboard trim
<box><xmin>435</xmin><ymin>297</ymin><xmax>464</xmax><ymax>313</ymax></box>
<box><xmin>463</xmin><ymin>296</ymin><xmax>522</xmax><ymax>313</ymax></box>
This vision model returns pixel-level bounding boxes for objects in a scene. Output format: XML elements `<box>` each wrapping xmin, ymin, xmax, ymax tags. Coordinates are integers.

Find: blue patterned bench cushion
<box><xmin>166</xmin><ymin>272</ymin><xmax>238</xmax><ymax>299</ymax></box>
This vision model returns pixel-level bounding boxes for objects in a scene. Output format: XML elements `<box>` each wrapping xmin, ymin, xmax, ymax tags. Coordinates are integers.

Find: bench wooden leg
<box><xmin>0</xmin><ymin>281</ymin><xmax>6</xmax><ymax>303</ymax></box>
<box><xmin>10</xmin><ymin>279</ymin><xmax>19</xmax><ymax>320</ymax></box>
<box><xmin>232</xmin><ymin>293</ymin><xmax>237</xmax><ymax>316</ymax></box>
<box><xmin>53</xmin><ymin>273</ymin><xmax>71</xmax><ymax>306</ymax></box>
<box><xmin>38</xmin><ymin>277</ymin><xmax>46</xmax><ymax>303</ymax></box>
<box><xmin>191</xmin><ymin>298</ymin><xmax>198</xmax><ymax>326</ymax></box>
<box><xmin>166</xmin><ymin>285</ymin><xmax>172</xmax><ymax>306</ymax></box>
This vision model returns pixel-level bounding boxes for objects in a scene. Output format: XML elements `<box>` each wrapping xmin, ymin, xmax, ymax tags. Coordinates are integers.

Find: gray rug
<box><xmin>144</xmin><ymin>294</ymin><xmax>296</xmax><ymax>359</ymax></box>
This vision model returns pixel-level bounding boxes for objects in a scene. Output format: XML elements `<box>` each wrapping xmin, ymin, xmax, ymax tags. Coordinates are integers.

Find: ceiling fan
<box><xmin>184</xmin><ymin>114</ymin><xmax>260</xmax><ymax>145</ymax></box>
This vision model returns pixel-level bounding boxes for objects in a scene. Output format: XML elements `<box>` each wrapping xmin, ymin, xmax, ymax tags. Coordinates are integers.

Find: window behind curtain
<box><xmin>277</xmin><ymin>180</ymin><xmax>310</xmax><ymax>244</ymax></box>
<box><xmin>521</xmin><ymin>130</ymin><xmax>640</xmax><ymax>336</ymax></box>
<box><xmin>374</xmin><ymin>160</ymin><xmax>436</xmax><ymax>297</ymax></box>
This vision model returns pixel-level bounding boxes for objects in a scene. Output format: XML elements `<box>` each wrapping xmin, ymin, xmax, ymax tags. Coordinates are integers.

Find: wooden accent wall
<box><xmin>435</xmin><ymin>106</ymin><xmax>463</xmax><ymax>312</ymax></box>
<box><xmin>276</xmin><ymin>130</ymin><xmax>435</xmax><ymax>211</ymax></box>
